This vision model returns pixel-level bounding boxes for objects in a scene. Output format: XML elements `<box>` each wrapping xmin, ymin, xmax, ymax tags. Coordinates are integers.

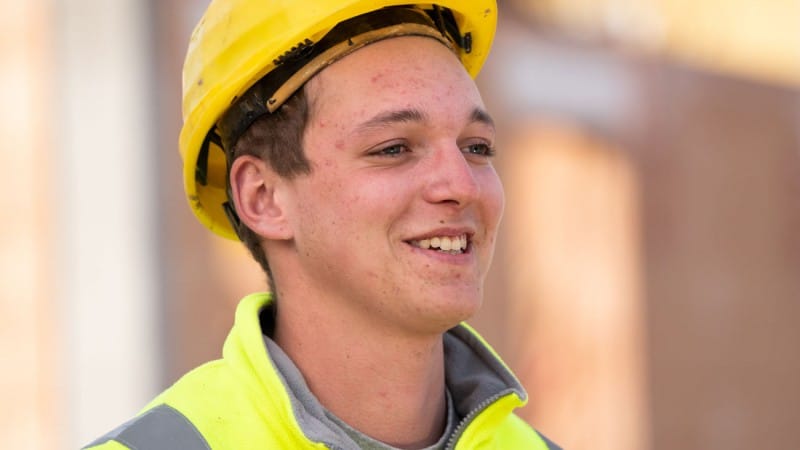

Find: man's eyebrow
<box><xmin>354</xmin><ymin>107</ymin><xmax>495</xmax><ymax>133</ymax></box>
<box><xmin>471</xmin><ymin>108</ymin><xmax>495</xmax><ymax>128</ymax></box>
<box><xmin>356</xmin><ymin>108</ymin><xmax>428</xmax><ymax>132</ymax></box>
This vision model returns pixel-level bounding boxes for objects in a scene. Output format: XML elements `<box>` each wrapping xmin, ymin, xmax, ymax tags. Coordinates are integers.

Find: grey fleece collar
<box><xmin>443</xmin><ymin>326</ymin><xmax>527</xmax><ymax>420</ymax></box>
<box><xmin>262</xmin><ymin>337</ymin><xmax>354</xmax><ymax>449</ymax></box>
<box><xmin>259</xmin><ymin>308</ymin><xmax>526</xmax><ymax>449</ymax></box>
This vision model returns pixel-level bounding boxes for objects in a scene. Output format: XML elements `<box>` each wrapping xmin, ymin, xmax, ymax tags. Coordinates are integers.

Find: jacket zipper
<box><xmin>444</xmin><ymin>392</ymin><xmax>508</xmax><ymax>450</ymax></box>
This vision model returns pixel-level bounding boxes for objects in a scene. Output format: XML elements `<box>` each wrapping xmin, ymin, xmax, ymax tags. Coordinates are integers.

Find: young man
<box><xmin>86</xmin><ymin>1</ymin><xmax>560</xmax><ymax>448</ymax></box>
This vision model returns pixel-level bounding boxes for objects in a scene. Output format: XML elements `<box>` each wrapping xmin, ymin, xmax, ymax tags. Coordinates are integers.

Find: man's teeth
<box><xmin>412</xmin><ymin>235</ymin><xmax>468</xmax><ymax>253</ymax></box>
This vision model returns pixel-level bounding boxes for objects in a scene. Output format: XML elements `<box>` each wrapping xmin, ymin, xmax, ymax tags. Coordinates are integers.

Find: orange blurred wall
<box><xmin>0</xmin><ymin>1</ymin><xmax>60</xmax><ymax>448</ymax></box>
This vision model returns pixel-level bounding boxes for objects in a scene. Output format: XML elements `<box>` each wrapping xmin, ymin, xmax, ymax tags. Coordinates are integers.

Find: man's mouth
<box><xmin>408</xmin><ymin>234</ymin><xmax>469</xmax><ymax>255</ymax></box>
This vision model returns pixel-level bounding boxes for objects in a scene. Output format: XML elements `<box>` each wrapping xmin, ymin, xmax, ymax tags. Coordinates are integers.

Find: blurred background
<box><xmin>2</xmin><ymin>0</ymin><xmax>798</xmax><ymax>448</ymax></box>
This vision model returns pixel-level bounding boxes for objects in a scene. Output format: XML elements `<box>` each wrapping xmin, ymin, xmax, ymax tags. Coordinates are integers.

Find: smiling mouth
<box><xmin>407</xmin><ymin>234</ymin><xmax>469</xmax><ymax>255</ymax></box>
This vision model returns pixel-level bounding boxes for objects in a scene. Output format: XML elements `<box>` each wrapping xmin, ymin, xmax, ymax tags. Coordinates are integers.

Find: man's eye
<box><xmin>372</xmin><ymin>144</ymin><xmax>408</xmax><ymax>157</ymax></box>
<box><xmin>463</xmin><ymin>143</ymin><xmax>495</xmax><ymax>157</ymax></box>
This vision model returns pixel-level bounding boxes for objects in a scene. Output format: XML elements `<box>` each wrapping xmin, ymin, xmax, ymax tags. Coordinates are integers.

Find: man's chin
<box><xmin>410</xmin><ymin>293</ymin><xmax>483</xmax><ymax>333</ymax></box>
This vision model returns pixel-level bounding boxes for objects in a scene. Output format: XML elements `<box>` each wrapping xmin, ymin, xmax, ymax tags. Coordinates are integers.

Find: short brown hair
<box><xmin>227</xmin><ymin>86</ymin><xmax>312</xmax><ymax>291</ymax></box>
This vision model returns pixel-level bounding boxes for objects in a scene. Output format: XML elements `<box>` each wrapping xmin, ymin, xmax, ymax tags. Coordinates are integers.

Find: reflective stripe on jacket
<box><xmin>85</xmin><ymin>293</ymin><xmax>559</xmax><ymax>449</ymax></box>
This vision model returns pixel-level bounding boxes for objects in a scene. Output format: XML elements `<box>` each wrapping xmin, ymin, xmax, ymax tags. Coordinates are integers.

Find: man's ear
<box><xmin>229</xmin><ymin>155</ymin><xmax>293</xmax><ymax>240</ymax></box>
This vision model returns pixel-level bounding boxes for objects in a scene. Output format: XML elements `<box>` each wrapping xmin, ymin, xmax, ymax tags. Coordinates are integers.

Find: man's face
<box><xmin>281</xmin><ymin>36</ymin><xmax>504</xmax><ymax>334</ymax></box>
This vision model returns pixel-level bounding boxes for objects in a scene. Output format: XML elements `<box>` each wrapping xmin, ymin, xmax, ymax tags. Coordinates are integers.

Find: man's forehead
<box><xmin>305</xmin><ymin>36</ymin><xmax>481</xmax><ymax>118</ymax></box>
<box><xmin>308</xmin><ymin>35</ymin><xmax>464</xmax><ymax>88</ymax></box>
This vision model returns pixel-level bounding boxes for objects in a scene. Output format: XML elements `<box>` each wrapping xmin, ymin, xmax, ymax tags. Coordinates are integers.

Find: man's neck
<box><xmin>273</xmin><ymin>300</ymin><xmax>448</xmax><ymax>449</ymax></box>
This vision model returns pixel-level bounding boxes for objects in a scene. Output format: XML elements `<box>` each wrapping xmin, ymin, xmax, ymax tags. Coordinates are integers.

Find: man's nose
<box><xmin>421</xmin><ymin>145</ymin><xmax>481</xmax><ymax>208</ymax></box>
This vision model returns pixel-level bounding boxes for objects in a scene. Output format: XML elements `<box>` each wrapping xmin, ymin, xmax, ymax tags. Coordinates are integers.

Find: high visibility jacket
<box><xmin>85</xmin><ymin>293</ymin><xmax>559</xmax><ymax>449</ymax></box>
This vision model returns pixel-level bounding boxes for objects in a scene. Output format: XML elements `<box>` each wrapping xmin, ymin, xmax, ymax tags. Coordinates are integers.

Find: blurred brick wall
<box><xmin>501</xmin><ymin>124</ymin><xmax>649</xmax><ymax>449</ymax></box>
<box><xmin>639</xmin><ymin>64</ymin><xmax>800</xmax><ymax>450</ymax></box>
<box><xmin>481</xmin><ymin>18</ymin><xmax>800</xmax><ymax>448</ymax></box>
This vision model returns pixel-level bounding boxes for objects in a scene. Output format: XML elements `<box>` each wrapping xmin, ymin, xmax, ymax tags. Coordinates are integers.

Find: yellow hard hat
<box><xmin>180</xmin><ymin>0</ymin><xmax>498</xmax><ymax>240</ymax></box>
